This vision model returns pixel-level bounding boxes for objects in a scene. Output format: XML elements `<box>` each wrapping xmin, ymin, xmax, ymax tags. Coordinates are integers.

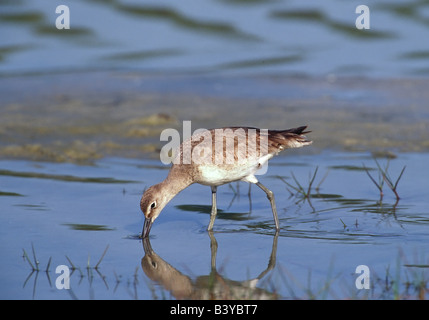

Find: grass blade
<box><xmin>45</xmin><ymin>256</ymin><xmax>52</xmax><ymax>272</ymax></box>
<box><xmin>95</xmin><ymin>245</ymin><xmax>109</xmax><ymax>270</ymax></box>
<box><xmin>307</xmin><ymin>166</ymin><xmax>318</xmax><ymax>196</ymax></box>
<box><xmin>394</xmin><ymin>166</ymin><xmax>406</xmax><ymax>190</ymax></box>
<box><xmin>22</xmin><ymin>249</ymin><xmax>35</xmax><ymax>271</ymax></box>
<box><xmin>65</xmin><ymin>255</ymin><xmax>77</xmax><ymax>270</ymax></box>
<box><xmin>31</xmin><ymin>242</ymin><xmax>39</xmax><ymax>271</ymax></box>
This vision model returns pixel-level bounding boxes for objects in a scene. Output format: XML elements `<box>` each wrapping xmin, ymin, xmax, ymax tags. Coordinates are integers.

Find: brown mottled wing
<box><xmin>267</xmin><ymin>126</ymin><xmax>312</xmax><ymax>153</ymax></box>
<box><xmin>174</xmin><ymin>126</ymin><xmax>312</xmax><ymax>165</ymax></box>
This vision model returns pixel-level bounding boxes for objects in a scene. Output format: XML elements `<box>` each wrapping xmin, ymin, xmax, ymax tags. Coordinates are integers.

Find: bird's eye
<box><xmin>150</xmin><ymin>201</ymin><xmax>156</xmax><ymax>209</ymax></box>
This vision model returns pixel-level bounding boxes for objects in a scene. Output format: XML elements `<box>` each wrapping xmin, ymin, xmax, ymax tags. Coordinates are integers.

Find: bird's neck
<box><xmin>161</xmin><ymin>166</ymin><xmax>194</xmax><ymax>199</ymax></box>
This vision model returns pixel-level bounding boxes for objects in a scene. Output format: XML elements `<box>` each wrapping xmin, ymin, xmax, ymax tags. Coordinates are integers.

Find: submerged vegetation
<box><xmin>276</xmin><ymin>166</ymin><xmax>327</xmax><ymax>211</ymax></box>
<box><xmin>363</xmin><ymin>158</ymin><xmax>406</xmax><ymax>202</ymax></box>
<box><xmin>22</xmin><ymin>240</ymin><xmax>429</xmax><ymax>300</ymax></box>
<box><xmin>0</xmin><ymin>169</ymin><xmax>137</xmax><ymax>184</ymax></box>
<box><xmin>275</xmin><ymin>156</ymin><xmax>407</xmax><ymax>217</ymax></box>
<box><xmin>22</xmin><ymin>243</ymin><xmax>110</xmax><ymax>299</ymax></box>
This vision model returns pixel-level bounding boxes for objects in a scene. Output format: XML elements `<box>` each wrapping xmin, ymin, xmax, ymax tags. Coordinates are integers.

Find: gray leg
<box><xmin>208</xmin><ymin>231</ymin><xmax>218</xmax><ymax>271</ymax></box>
<box><xmin>248</xmin><ymin>183</ymin><xmax>252</xmax><ymax>213</ymax></box>
<box><xmin>207</xmin><ymin>186</ymin><xmax>217</xmax><ymax>231</ymax></box>
<box><xmin>255</xmin><ymin>182</ymin><xmax>280</xmax><ymax>230</ymax></box>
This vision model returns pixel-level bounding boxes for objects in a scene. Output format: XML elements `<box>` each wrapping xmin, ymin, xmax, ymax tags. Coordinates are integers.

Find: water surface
<box><xmin>1</xmin><ymin>152</ymin><xmax>428</xmax><ymax>299</ymax></box>
<box><xmin>1</xmin><ymin>0</ymin><xmax>429</xmax><ymax>77</ymax></box>
<box><xmin>1</xmin><ymin>0</ymin><xmax>429</xmax><ymax>300</ymax></box>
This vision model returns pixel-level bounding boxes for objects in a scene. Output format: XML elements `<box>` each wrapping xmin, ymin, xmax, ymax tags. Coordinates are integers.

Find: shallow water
<box><xmin>1</xmin><ymin>0</ymin><xmax>429</xmax><ymax>77</ymax></box>
<box><xmin>1</xmin><ymin>0</ymin><xmax>429</xmax><ymax>301</ymax></box>
<box><xmin>1</xmin><ymin>72</ymin><xmax>429</xmax><ymax>163</ymax></box>
<box><xmin>1</xmin><ymin>151</ymin><xmax>428</xmax><ymax>299</ymax></box>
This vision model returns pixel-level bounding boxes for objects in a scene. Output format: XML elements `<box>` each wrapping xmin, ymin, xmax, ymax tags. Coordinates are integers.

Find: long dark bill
<box><xmin>142</xmin><ymin>217</ymin><xmax>153</xmax><ymax>238</ymax></box>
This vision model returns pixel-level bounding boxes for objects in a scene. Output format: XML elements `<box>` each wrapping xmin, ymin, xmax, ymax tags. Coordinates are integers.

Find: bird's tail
<box><xmin>269</xmin><ymin>126</ymin><xmax>312</xmax><ymax>150</ymax></box>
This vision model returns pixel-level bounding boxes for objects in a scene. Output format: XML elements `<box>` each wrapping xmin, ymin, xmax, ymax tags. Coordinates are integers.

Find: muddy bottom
<box><xmin>1</xmin><ymin>72</ymin><xmax>429</xmax><ymax>163</ymax></box>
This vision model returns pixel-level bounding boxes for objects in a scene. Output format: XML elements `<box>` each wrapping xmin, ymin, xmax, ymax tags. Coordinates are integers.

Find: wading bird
<box><xmin>140</xmin><ymin>126</ymin><xmax>312</xmax><ymax>237</ymax></box>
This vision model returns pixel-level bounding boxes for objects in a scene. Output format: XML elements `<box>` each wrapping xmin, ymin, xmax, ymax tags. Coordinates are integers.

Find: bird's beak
<box><xmin>142</xmin><ymin>217</ymin><xmax>153</xmax><ymax>238</ymax></box>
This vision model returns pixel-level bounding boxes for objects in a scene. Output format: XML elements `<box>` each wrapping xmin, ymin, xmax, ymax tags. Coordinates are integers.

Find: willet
<box><xmin>140</xmin><ymin>126</ymin><xmax>312</xmax><ymax>237</ymax></box>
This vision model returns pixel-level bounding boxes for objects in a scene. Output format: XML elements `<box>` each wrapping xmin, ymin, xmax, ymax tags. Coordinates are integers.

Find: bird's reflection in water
<box><xmin>141</xmin><ymin>232</ymin><xmax>279</xmax><ymax>299</ymax></box>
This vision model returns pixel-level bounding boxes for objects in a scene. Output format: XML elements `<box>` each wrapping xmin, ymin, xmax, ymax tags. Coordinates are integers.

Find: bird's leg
<box><xmin>248</xmin><ymin>183</ymin><xmax>252</xmax><ymax>214</ymax></box>
<box><xmin>255</xmin><ymin>182</ymin><xmax>280</xmax><ymax>230</ymax></box>
<box><xmin>208</xmin><ymin>231</ymin><xmax>218</xmax><ymax>272</ymax></box>
<box><xmin>207</xmin><ymin>186</ymin><xmax>217</xmax><ymax>231</ymax></box>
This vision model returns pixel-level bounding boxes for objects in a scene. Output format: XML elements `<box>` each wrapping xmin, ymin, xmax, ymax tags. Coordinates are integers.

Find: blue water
<box><xmin>1</xmin><ymin>0</ymin><xmax>429</xmax><ymax>300</ymax></box>
<box><xmin>1</xmin><ymin>0</ymin><xmax>429</xmax><ymax>77</ymax></box>
<box><xmin>1</xmin><ymin>152</ymin><xmax>428</xmax><ymax>299</ymax></box>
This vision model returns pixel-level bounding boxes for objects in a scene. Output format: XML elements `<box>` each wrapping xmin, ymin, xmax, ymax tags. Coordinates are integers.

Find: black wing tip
<box><xmin>290</xmin><ymin>125</ymin><xmax>311</xmax><ymax>135</ymax></box>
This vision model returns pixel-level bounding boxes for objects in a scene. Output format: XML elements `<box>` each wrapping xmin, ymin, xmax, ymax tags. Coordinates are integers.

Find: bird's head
<box><xmin>140</xmin><ymin>183</ymin><xmax>170</xmax><ymax>238</ymax></box>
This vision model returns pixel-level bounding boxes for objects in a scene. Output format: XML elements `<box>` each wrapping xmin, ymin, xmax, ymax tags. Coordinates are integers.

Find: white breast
<box><xmin>197</xmin><ymin>153</ymin><xmax>273</xmax><ymax>186</ymax></box>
